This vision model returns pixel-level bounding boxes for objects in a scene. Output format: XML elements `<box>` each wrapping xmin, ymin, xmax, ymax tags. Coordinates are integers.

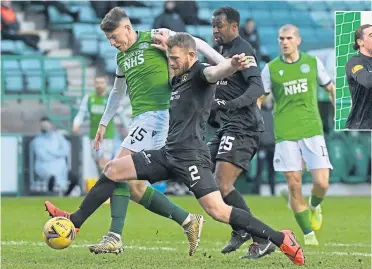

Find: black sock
<box><xmin>70</xmin><ymin>174</ymin><xmax>116</xmax><ymax>228</ymax></box>
<box><xmin>224</xmin><ymin>190</ymin><xmax>266</xmax><ymax>243</ymax></box>
<box><xmin>229</xmin><ymin>207</ymin><xmax>284</xmax><ymax>247</ymax></box>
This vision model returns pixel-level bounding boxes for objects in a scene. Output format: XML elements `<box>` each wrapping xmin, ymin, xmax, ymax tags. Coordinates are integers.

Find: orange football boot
<box><xmin>45</xmin><ymin>201</ymin><xmax>79</xmax><ymax>233</ymax></box>
<box><xmin>279</xmin><ymin>230</ymin><xmax>304</xmax><ymax>265</ymax></box>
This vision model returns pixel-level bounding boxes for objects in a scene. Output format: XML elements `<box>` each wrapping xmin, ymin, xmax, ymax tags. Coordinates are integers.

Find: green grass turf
<box><xmin>1</xmin><ymin>196</ymin><xmax>371</xmax><ymax>269</ymax></box>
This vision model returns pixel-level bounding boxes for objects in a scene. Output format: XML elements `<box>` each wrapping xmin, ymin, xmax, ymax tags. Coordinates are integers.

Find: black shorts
<box><xmin>208</xmin><ymin>130</ymin><xmax>261</xmax><ymax>171</ymax></box>
<box><xmin>132</xmin><ymin>148</ymin><xmax>218</xmax><ymax>199</ymax></box>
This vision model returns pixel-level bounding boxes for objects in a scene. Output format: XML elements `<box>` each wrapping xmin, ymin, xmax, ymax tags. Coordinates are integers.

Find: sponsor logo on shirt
<box><xmin>283</xmin><ymin>78</ymin><xmax>308</xmax><ymax>95</ymax></box>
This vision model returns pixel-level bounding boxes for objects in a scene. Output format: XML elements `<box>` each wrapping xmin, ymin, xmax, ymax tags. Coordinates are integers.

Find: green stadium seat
<box><xmin>199</xmin><ymin>8</ymin><xmax>212</xmax><ymax>21</ymax></box>
<box><xmin>80</xmin><ymin>37</ymin><xmax>99</xmax><ymax>56</ymax></box>
<box><xmin>48</xmin><ymin>6</ymin><xmax>73</xmax><ymax>24</ymax></box>
<box><xmin>124</xmin><ymin>7</ymin><xmax>152</xmax><ymax>21</ymax></box>
<box><xmin>4</xmin><ymin>75</ymin><xmax>24</xmax><ymax>92</ymax></box>
<box><xmin>73</xmin><ymin>24</ymin><xmax>95</xmax><ymax>38</ymax></box>
<box><xmin>276</xmin><ymin>173</ymin><xmax>287</xmax><ymax>184</ymax></box>
<box><xmin>25</xmin><ymin>76</ymin><xmax>42</xmax><ymax>92</ymax></box>
<box><xmin>135</xmin><ymin>24</ymin><xmax>152</xmax><ymax>32</ymax></box>
<box><xmin>47</xmin><ymin>74</ymin><xmax>67</xmax><ymax>93</ymax></box>
<box><xmin>1</xmin><ymin>40</ymin><xmax>17</xmax><ymax>54</ymax></box>
<box><xmin>71</xmin><ymin>5</ymin><xmax>98</xmax><ymax>23</ymax></box>
<box><xmin>302</xmin><ymin>172</ymin><xmax>313</xmax><ymax>183</ymax></box>
<box><xmin>327</xmin><ymin>135</ymin><xmax>350</xmax><ymax>182</ymax></box>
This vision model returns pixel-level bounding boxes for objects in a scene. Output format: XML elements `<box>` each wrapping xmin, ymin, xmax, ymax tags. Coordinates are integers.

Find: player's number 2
<box><xmin>189</xmin><ymin>165</ymin><xmax>201</xmax><ymax>181</ymax></box>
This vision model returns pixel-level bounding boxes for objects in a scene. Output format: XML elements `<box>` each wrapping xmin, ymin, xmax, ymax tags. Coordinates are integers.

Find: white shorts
<box><xmin>273</xmin><ymin>135</ymin><xmax>333</xmax><ymax>172</ymax></box>
<box><xmin>121</xmin><ymin>110</ymin><xmax>169</xmax><ymax>152</ymax></box>
<box><xmin>91</xmin><ymin>139</ymin><xmax>114</xmax><ymax>161</ymax></box>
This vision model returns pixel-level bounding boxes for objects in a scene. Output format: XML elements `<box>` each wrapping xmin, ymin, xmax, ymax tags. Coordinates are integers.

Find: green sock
<box><xmin>310</xmin><ymin>195</ymin><xmax>323</xmax><ymax>208</ymax></box>
<box><xmin>294</xmin><ymin>209</ymin><xmax>312</xmax><ymax>235</ymax></box>
<box><xmin>139</xmin><ymin>186</ymin><xmax>189</xmax><ymax>226</ymax></box>
<box><xmin>109</xmin><ymin>183</ymin><xmax>130</xmax><ymax>235</ymax></box>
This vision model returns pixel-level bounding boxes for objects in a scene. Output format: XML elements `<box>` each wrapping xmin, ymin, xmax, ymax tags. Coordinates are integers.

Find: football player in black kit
<box><xmin>345</xmin><ymin>24</ymin><xmax>372</xmax><ymax>129</ymax></box>
<box><xmin>43</xmin><ymin>32</ymin><xmax>304</xmax><ymax>266</ymax></box>
<box><xmin>207</xmin><ymin>7</ymin><xmax>275</xmax><ymax>258</ymax></box>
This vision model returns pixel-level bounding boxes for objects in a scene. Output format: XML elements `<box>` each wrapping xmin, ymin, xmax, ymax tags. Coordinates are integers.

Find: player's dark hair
<box><xmin>353</xmin><ymin>24</ymin><xmax>372</xmax><ymax>50</ymax></box>
<box><xmin>100</xmin><ymin>7</ymin><xmax>128</xmax><ymax>33</ymax></box>
<box><xmin>167</xmin><ymin>33</ymin><xmax>196</xmax><ymax>51</ymax></box>
<box><xmin>213</xmin><ymin>7</ymin><xmax>240</xmax><ymax>26</ymax></box>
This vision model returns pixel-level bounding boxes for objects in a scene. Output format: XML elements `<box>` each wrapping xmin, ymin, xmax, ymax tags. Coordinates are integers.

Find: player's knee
<box><xmin>217</xmin><ymin>177</ymin><xmax>234</xmax><ymax>197</ymax></box>
<box><xmin>129</xmin><ymin>181</ymin><xmax>147</xmax><ymax>201</ymax></box>
<box><xmin>314</xmin><ymin>178</ymin><xmax>329</xmax><ymax>190</ymax></box>
<box><xmin>286</xmin><ymin>173</ymin><xmax>302</xmax><ymax>192</ymax></box>
<box><xmin>205</xmin><ymin>204</ymin><xmax>228</xmax><ymax>222</ymax></box>
<box><xmin>103</xmin><ymin>160</ymin><xmax>118</xmax><ymax>181</ymax></box>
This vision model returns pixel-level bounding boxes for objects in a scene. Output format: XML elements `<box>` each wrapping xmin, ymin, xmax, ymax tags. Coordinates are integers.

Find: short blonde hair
<box><xmin>279</xmin><ymin>24</ymin><xmax>301</xmax><ymax>38</ymax></box>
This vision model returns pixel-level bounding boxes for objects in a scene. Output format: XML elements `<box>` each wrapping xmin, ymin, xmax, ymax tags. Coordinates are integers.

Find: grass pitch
<box><xmin>1</xmin><ymin>196</ymin><xmax>371</xmax><ymax>269</ymax></box>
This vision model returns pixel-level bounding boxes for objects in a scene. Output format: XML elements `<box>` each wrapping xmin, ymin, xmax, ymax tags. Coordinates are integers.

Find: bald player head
<box><xmin>100</xmin><ymin>7</ymin><xmax>137</xmax><ymax>52</ymax></box>
<box><xmin>278</xmin><ymin>24</ymin><xmax>302</xmax><ymax>59</ymax></box>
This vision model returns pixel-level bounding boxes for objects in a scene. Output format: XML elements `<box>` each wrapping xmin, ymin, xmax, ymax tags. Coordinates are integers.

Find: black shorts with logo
<box><xmin>132</xmin><ymin>147</ymin><xmax>218</xmax><ymax>199</ymax></box>
<box><xmin>208</xmin><ymin>129</ymin><xmax>261</xmax><ymax>172</ymax></box>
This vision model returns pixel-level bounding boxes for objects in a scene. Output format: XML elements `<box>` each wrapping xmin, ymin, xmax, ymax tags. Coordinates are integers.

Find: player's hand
<box><xmin>93</xmin><ymin>124</ymin><xmax>106</xmax><ymax>150</ymax></box>
<box><xmin>151</xmin><ymin>30</ymin><xmax>169</xmax><ymax>52</ymax></box>
<box><xmin>231</xmin><ymin>53</ymin><xmax>250</xmax><ymax>70</ymax></box>
<box><xmin>211</xmin><ymin>99</ymin><xmax>229</xmax><ymax>112</ymax></box>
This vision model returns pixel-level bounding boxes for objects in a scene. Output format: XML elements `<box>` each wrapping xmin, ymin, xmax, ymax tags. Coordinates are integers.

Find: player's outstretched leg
<box><xmin>216</xmin><ymin>161</ymin><xmax>272</xmax><ymax>256</ymax></box>
<box><xmin>88</xmin><ymin>182</ymin><xmax>129</xmax><ymax>254</ymax></box>
<box><xmin>309</xmin><ymin>168</ymin><xmax>329</xmax><ymax>231</ymax></box>
<box><xmin>199</xmin><ymin>191</ymin><xmax>304</xmax><ymax>265</ymax></box>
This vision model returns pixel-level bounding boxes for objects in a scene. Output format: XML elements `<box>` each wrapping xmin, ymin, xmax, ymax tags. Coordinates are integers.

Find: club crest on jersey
<box><xmin>181</xmin><ymin>74</ymin><xmax>188</xmax><ymax>82</ymax></box>
<box><xmin>300</xmin><ymin>64</ymin><xmax>310</xmax><ymax>73</ymax></box>
<box><xmin>139</xmin><ymin>42</ymin><xmax>149</xmax><ymax>49</ymax></box>
<box><xmin>279</xmin><ymin>70</ymin><xmax>284</xmax><ymax>76</ymax></box>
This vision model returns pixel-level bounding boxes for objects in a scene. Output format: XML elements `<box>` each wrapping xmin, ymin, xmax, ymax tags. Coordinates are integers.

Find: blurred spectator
<box><xmin>32</xmin><ymin>1</ymin><xmax>79</xmax><ymax>22</ymax></box>
<box><xmin>1</xmin><ymin>0</ymin><xmax>46</xmax><ymax>53</ymax></box>
<box><xmin>153</xmin><ymin>1</ymin><xmax>186</xmax><ymax>32</ymax></box>
<box><xmin>253</xmin><ymin>97</ymin><xmax>276</xmax><ymax>195</ymax></box>
<box><xmin>239</xmin><ymin>18</ymin><xmax>271</xmax><ymax>63</ymax></box>
<box><xmin>31</xmin><ymin>117</ymin><xmax>78</xmax><ymax>196</ymax></box>
<box><xmin>174</xmin><ymin>1</ymin><xmax>210</xmax><ymax>25</ymax></box>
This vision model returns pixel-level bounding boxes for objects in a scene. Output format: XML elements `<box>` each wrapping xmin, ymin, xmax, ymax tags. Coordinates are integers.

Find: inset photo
<box><xmin>335</xmin><ymin>11</ymin><xmax>372</xmax><ymax>130</ymax></box>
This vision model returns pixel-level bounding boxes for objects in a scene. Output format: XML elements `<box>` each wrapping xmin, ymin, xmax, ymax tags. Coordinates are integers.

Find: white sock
<box><xmin>304</xmin><ymin>231</ymin><xmax>315</xmax><ymax>236</ymax></box>
<box><xmin>109</xmin><ymin>232</ymin><xmax>121</xmax><ymax>239</ymax></box>
<box><xmin>181</xmin><ymin>214</ymin><xmax>192</xmax><ymax>227</ymax></box>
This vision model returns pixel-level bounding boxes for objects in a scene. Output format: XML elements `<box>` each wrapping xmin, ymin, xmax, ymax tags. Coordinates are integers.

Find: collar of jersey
<box><xmin>280</xmin><ymin>51</ymin><xmax>302</xmax><ymax>64</ymax></box>
<box><xmin>359</xmin><ymin>51</ymin><xmax>372</xmax><ymax>60</ymax></box>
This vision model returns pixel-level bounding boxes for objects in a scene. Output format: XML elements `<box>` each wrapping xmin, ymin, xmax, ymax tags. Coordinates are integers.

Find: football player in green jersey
<box><xmin>72</xmin><ymin>75</ymin><xmax>115</xmax><ymax>173</ymax></box>
<box><xmin>46</xmin><ymin>7</ymin><xmax>225</xmax><ymax>256</ymax></box>
<box><xmin>261</xmin><ymin>24</ymin><xmax>335</xmax><ymax>245</ymax></box>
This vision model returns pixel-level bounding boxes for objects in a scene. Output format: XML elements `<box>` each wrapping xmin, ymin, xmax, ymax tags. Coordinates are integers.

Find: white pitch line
<box><xmin>1</xmin><ymin>241</ymin><xmax>371</xmax><ymax>257</ymax></box>
<box><xmin>324</xmin><ymin>243</ymin><xmax>371</xmax><ymax>248</ymax></box>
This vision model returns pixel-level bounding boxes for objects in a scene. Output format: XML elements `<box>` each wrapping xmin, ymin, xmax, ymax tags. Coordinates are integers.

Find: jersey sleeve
<box><xmin>100</xmin><ymin>65</ymin><xmax>128</xmax><ymax>126</ymax></box>
<box><xmin>261</xmin><ymin>63</ymin><xmax>272</xmax><ymax>94</ymax></box>
<box><xmin>315</xmin><ymin>56</ymin><xmax>332</xmax><ymax>86</ymax></box>
<box><xmin>198</xmin><ymin>63</ymin><xmax>214</xmax><ymax>85</ymax></box>
<box><xmin>237</xmin><ymin>42</ymin><xmax>261</xmax><ymax>80</ymax></box>
<box><xmin>346</xmin><ymin>56</ymin><xmax>372</xmax><ymax>89</ymax></box>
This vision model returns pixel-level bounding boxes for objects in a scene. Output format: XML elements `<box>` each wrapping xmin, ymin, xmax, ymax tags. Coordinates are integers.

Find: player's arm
<box><xmin>151</xmin><ymin>28</ymin><xmax>226</xmax><ymax>65</ymax></box>
<box><xmin>257</xmin><ymin>63</ymin><xmax>273</xmax><ymax>109</ymax></box>
<box><xmin>202</xmin><ymin>53</ymin><xmax>250</xmax><ymax>83</ymax></box>
<box><xmin>100</xmin><ymin>65</ymin><xmax>128</xmax><ymax>127</ymax></box>
<box><xmin>72</xmin><ymin>94</ymin><xmax>89</xmax><ymax>133</ymax></box>
<box><xmin>346</xmin><ymin>57</ymin><xmax>372</xmax><ymax>89</ymax></box>
<box><xmin>316</xmin><ymin>57</ymin><xmax>335</xmax><ymax>106</ymax></box>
